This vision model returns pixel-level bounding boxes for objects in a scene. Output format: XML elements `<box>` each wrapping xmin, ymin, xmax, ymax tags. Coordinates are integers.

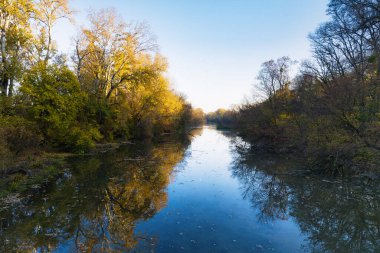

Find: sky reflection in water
<box><xmin>135</xmin><ymin>126</ymin><xmax>305</xmax><ymax>253</ymax></box>
<box><xmin>1</xmin><ymin>126</ymin><xmax>379</xmax><ymax>252</ymax></box>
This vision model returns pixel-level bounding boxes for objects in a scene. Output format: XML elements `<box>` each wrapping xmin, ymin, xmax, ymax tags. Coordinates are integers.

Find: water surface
<box><xmin>1</xmin><ymin>126</ymin><xmax>379</xmax><ymax>252</ymax></box>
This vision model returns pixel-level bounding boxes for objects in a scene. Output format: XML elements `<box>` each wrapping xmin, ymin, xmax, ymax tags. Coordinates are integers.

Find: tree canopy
<box><xmin>0</xmin><ymin>1</ymin><xmax>203</xmax><ymax>157</ymax></box>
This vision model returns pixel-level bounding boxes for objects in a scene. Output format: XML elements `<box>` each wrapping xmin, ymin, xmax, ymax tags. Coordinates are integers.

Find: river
<box><xmin>1</xmin><ymin>126</ymin><xmax>379</xmax><ymax>252</ymax></box>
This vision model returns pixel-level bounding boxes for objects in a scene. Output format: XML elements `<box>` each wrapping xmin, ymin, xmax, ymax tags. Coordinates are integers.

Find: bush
<box><xmin>0</xmin><ymin>116</ymin><xmax>43</xmax><ymax>155</ymax></box>
<box><xmin>67</xmin><ymin>126</ymin><xmax>102</xmax><ymax>153</ymax></box>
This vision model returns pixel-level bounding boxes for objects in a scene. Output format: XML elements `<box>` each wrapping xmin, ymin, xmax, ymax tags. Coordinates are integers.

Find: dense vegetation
<box><xmin>0</xmin><ymin>1</ymin><xmax>203</xmax><ymax>166</ymax></box>
<box><xmin>208</xmin><ymin>0</ymin><xmax>380</xmax><ymax>176</ymax></box>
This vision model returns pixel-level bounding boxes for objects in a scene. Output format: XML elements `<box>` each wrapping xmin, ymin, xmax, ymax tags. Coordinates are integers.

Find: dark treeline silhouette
<box><xmin>209</xmin><ymin>0</ymin><xmax>380</xmax><ymax>176</ymax></box>
<box><xmin>206</xmin><ymin>109</ymin><xmax>235</xmax><ymax>129</ymax></box>
<box><xmin>0</xmin><ymin>1</ymin><xmax>204</xmax><ymax>168</ymax></box>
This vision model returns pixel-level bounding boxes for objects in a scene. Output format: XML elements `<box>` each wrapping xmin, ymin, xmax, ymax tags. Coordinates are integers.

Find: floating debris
<box><xmin>256</xmin><ymin>244</ymin><xmax>264</xmax><ymax>250</ymax></box>
<box><xmin>1</xmin><ymin>193</ymin><xmax>22</xmax><ymax>206</ymax></box>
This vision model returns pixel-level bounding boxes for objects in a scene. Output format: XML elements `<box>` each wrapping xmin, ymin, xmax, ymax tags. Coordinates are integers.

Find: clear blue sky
<box><xmin>55</xmin><ymin>0</ymin><xmax>329</xmax><ymax>112</ymax></box>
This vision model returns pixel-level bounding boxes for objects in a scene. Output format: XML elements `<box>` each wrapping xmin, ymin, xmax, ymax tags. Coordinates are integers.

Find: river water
<box><xmin>1</xmin><ymin>126</ymin><xmax>379</xmax><ymax>252</ymax></box>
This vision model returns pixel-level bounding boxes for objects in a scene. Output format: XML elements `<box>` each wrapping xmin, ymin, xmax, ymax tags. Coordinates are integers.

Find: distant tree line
<box><xmin>206</xmin><ymin>109</ymin><xmax>235</xmax><ymax>129</ymax></box>
<box><xmin>208</xmin><ymin>0</ymin><xmax>380</xmax><ymax>176</ymax></box>
<box><xmin>0</xmin><ymin>0</ymin><xmax>203</xmax><ymax>163</ymax></box>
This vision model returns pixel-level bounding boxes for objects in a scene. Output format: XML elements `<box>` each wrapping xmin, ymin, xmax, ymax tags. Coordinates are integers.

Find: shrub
<box><xmin>0</xmin><ymin>116</ymin><xmax>43</xmax><ymax>155</ymax></box>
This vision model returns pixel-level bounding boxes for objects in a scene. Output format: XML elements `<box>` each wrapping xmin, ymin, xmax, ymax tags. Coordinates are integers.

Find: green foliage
<box><xmin>0</xmin><ymin>4</ymin><xmax>200</xmax><ymax>160</ymax></box>
<box><xmin>20</xmin><ymin>63</ymin><xmax>100</xmax><ymax>151</ymax></box>
<box><xmin>0</xmin><ymin>115</ymin><xmax>42</xmax><ymax>160</ymax></box>
<box><xmin>68</xmin><ymin>126</ymin><xmax>102</xmax><ymax>153</ymax></box>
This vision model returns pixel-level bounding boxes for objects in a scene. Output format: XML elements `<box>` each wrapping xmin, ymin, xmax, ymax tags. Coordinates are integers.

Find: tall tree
<box><xmin>257</xmin><ymin>56</ymin><xmax>295</xmax><ymax>98</ymax></box>
<box><xmin>309</xmin><ymin>0</ymin><xmax>380</xmax><ymax>81</ymax></box>
<box><xmin>33</xmin><ymin>0</ymin><xmax>73</xmax><ymax>65</ymax></box>
<box><xmin>327</xmin><ymin>0</ymin><xmax>380</xmax><ymax>77</ymax></box>
<box><xmin>73</xmin><ymin>9</ymin><xmax>158</xmax><ymax>101</ymax></box>
<box><xmin>256</xmin><ymin>56</ymin><xmax>295</xmax><ymax>112</ymax></box>
<box><xmin>0</xmin><ymin>0</ymin><xmax>33</xmax><ymax>96</ymax></box>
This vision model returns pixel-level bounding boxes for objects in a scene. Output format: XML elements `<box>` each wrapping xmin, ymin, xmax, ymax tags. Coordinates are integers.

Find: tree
<box><xmin>257</xmin><ymin>56</ymin><xmax>295</xmax><ymax>99</ymax></box>
<box><xmin>20</xmin><ymin>62</ymin><xmax>100</xmax><ymax>150</ymax></box>
<box><xmin>327</xmin><ymin>0</ymin><xmax>380</xmax><ymax>77</ymax></box>
<box><xmin>230</xmin><ymin>0</ymin><xmax>380</xmax><ymax>174</ymax></box>
<box><xmin>307</xmin><ymin>0</ymin><xmax>380</xmax><ymax>154</ymax></box>
<box><xmin>73</xmin><ymin>8</ymin><xmax>157</xmax><ymax>101</ymax></box>
<box><xmin>33</xmin><ymin>0</ymin><xmax>73</xmax><ymax>65</ymax></box>
<box><xmin>0</xmin><ymin>0</ymin><xmax>33</xmax><ymax>96</ymax></box>
<box><xmin>72</xmin><ymin>9</ymin><xmax>189</xmax><ymax>139</ymax></box>
<box><xmin>113</xmin><ymin>61</ymin><xmax>185</xmax><ymax>138</ymax></box>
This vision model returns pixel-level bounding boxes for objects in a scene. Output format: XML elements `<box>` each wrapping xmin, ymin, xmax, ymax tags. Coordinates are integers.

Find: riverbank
<box><xmin>0</xmin><ymin>140</ymin><xmax>141</xmax><ymax>203</ymax></box>
<box><xmin>207</xmin><ymin>119</ymin><xmax>380</xmax><ymax>178</ymax></box>
<box><xmin>0</xmin><ymin>128</ymin><xmax>199</xmax><ymax>203</ymax></box>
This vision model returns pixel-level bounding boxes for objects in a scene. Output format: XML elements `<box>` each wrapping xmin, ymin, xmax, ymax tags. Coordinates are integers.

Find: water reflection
<box><xmin>1</xmin><ymin>127</ymin><xmax>379</xmax><ymax>253</ymax></box>
<box><xmin>229</xmin><ymin>136</ymin><xmax>380</xmax><ymax>253</ymax></box>
<box><xmin>0</xmin><ymin>133</ymin><xmax>195</xmax><ymax>252</ymax></box>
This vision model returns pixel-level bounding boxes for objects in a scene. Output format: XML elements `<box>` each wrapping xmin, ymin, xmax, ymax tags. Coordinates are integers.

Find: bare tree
<box><xmin>312</xmin><ymin>0</ymin><xmax>380</xmax><ymax>79</ymax></box>
<box><xmin>256</xmin><ymin>56</ymin><xmax>296</xmax><ymax>99</ymax></box>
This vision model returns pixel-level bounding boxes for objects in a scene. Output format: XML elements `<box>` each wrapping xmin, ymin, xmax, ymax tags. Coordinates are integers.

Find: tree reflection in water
<box><xmin>229</xmin><ymin>135</ymin><xmax>380</xmax><ymax>253</ymax></box>
<box><xmin>0</xmin><ymin>132</ymin><xmax>197</xmax><ymax>252</ymax></box>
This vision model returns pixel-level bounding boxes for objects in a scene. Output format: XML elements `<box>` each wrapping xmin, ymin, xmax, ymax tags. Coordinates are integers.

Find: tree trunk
<box><xmin>8</xmin><ymin>77</ymin><xmax>13</xmax><ymax>96</ymax></box>
<box><xmin>44</xmin><ymin>21</ymin><xmax>52</xmax><ymax>65</ymax></box>
<box><xmin>106</xmin><ymin>86</ymin><xmax>115</xmax><ymax>100</ymax></box>
<box><xmin>1</xmin><ymin>28</ymin><xmax>8</xmax><ymax>96</ymax></box>
<box><xmin>1</xmin><ymin>76</ymin><xmax>8</xmax><ymax>96</ymax></box>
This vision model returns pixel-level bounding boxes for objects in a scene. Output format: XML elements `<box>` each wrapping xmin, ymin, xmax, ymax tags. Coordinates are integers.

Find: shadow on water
<box><xmin>0</xmin><ymin>129</ymin><xmax>202</xmax><ymax>252</ymax></box>
<box><xmin>227</xmin><ymin>133</ymin><xmax>380</xmax><ymax>253</ymax></box>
